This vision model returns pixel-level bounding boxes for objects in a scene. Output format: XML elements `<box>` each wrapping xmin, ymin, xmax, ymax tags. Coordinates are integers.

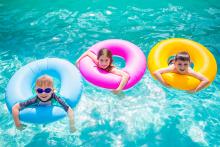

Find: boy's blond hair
<box><xmin>36</xmin><ymin>75</ymin><xmax>54</xmax><ymax>87</ymax></box>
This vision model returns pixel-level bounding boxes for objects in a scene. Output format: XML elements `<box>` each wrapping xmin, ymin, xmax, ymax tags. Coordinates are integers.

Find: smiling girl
<box><xmin>76</xmin><ymin>48</ymin><xmax>129</xmax><ymax>94</ymax></box>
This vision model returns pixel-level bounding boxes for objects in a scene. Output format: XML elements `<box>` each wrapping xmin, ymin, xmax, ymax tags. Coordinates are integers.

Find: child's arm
<box><xmin>54</xmin><ymin>95</ymin><xmax>76</xmax><ymax>132</ymax></box>
<box><xmin>188</xmin><ymin>69</ymin><xmax>210</xmax><ymax>92</ymax></box>
<box><xmin>12</xmin><ymin>103</ymin><xmax>22</xmax><ymax>128</ymax></box>
<box><xmin>76</xmin><ymin>50</ymin><xmax>98</xmax><ymax>67</ymax></box>
<box><xmin>67</xmin><ymin>108</ymin><xmax>76</xmax><ymax>132</ymax></box>
<box><xmin>12</xmin><ymin>97</ymin><xmax>37</xmax><ymax>130</ymax></box>
<box><xmin>110</xmin><ymin>68</ymin><xmax>129</xmax><ymax>94</ymax></box>
<box><xmin>153</xmin><ymin>66</ymin><xmax>173</xmax><ymax>86</ymax></box>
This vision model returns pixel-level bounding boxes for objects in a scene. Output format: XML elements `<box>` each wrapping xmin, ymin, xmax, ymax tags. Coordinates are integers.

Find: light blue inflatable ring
<box><xmin>6</xmin><ymin>58</ymin><xmax>82</xmax><ymax>124</ymax></box>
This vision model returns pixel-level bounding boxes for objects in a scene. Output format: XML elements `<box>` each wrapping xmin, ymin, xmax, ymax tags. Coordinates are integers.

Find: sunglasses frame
<box><xmin>36</xmin><ymin>88</ymin><xmax>53</xmax><ymax>94</ymax></box>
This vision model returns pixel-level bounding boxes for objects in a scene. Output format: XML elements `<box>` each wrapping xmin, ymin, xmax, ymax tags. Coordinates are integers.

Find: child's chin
<box><xmin>179</xmin><ymin>71</ymin><xmax>186</xmax><ymax>74</ymax></box>
<box><xmin>39</xmin><ymin>97</ymin><xmax>50</xmax><ymax>101</ymax></box>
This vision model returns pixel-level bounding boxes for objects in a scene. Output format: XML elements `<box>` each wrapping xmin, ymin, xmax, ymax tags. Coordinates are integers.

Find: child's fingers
<box><xmin>70</xmin><ymin>125</ymin><xmax>76</xmax><ymax>133</ymax></box>
<box><xmin>187</xmin><ymin>89</ymin><xmax>195</xmax><ymax>93</ymax></box>
<box><xmin>112</xmin><ymin>89</ymin><xmax>121</xmax><ymax>95</ymax></box>
<box><xmin>75</xmin><ymin>62</ymin><xmax>80</xmax><ymax>68</ymax></box>
<box><xmin>163</xmin><ymin>82</ymin><xmax>170</xmax><ymax>87</ymax></box>
<box><xmin>16</xmin><ymin>124</ymin><xmax>27</xmax><ymax>131</ymax></box>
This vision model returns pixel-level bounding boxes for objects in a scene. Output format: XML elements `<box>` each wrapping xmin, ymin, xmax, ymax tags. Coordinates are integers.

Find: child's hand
<box><xmin>70</xmin><ymin>123</ymin><xmax>77</xmax><ymax>133</ymax></box>
<box><xmin>68</xmin><ymin>108</ymin><xmax>76</xmax><ymax>133</ymax></box>
<box><xmin>188</xmin><ymin>89</ymin><xmax>196</xmax><ymax>93</ymax></box>
<box><xmin>75</xmin><ymin>60</ymin><xmax>80</xmax><ymax>69</ymax></box>
<box><xmin>112</xmin><ymin>88</ymin><xmax>121</xmax><ymax>94</ymax></box>
<box><xmin>162</xmin><ymin>81</ymin><xmax>170</xmax><ymax>87</ymax></box>
<box><xmin>69</xmin><ymin>117</ymin><xmax>76</xmax><ymax>133</ymax></box>
<box><xmin>16</xmin><ymin>124</ymin><xmax>27</xmax><ymax>131</ymax></box>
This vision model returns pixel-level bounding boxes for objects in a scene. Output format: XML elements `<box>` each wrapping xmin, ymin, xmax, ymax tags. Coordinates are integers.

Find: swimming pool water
<box><xmin>0</xmin><ymin>0</ymin><xmax>220</xmax><ymax>146</ymax></box>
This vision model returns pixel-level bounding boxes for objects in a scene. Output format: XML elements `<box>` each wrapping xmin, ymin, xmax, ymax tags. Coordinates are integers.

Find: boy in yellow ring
<box><xmin>153</xmin><ymin>51</ymin><xmax>209</xmax><ymax>93</ymax></box>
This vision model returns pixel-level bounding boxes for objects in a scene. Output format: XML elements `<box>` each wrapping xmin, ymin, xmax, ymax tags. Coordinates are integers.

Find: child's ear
<box><xmin>53</xmin><ymin>88</ymin><xmax>57</xmax><ymax>93</ymax></box>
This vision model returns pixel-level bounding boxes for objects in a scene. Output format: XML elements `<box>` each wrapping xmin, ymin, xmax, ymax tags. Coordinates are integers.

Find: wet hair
<box><xmin>175</xmin><ymin>51</ymin><xmax>190</xmax><ymax>62</ymax></box>
<box><xmin>97</xmin><ymin>48</ymin><xmax>114</xmax><ymax>72</ymax></box>
<box><xmin>36</xmin><ymin>75</ymin><xmax>54</xmax><ymax>87</ymax></box>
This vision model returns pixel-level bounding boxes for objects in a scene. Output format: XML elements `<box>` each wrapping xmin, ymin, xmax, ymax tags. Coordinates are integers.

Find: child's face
<box><xmin>98</xmin><ymin>55</ymin><xmax>111</xmax><ymax>69</ymax></box>
<box><xmin>174</xmin><ymin>60</ymin><xmax>190</xmax><ymax>74</ymax></box>
<box><xmin>35</xmin><ymin>84</ymin><xmax>54</xmax><ymax>102</ymax></box>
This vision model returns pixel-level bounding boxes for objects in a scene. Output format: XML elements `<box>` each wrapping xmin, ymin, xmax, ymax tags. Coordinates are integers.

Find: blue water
<box><xmin>1</xmin><ymin>0</ymin><xmax>220</xmax><ymax>146</ymax></box>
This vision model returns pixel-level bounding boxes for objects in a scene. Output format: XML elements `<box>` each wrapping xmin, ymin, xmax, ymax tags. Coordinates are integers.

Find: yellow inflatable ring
<box><xmin>148</xmin><ymin>38</ymin><xmax>217</xmax><ymax>90</ymax></box>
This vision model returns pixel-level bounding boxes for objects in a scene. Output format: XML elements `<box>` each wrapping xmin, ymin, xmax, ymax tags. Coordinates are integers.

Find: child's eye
<box><xmin>100</xmin><ymin>59</ymin><xmax>103</xmax><ymax>62</ymax></box>
<box><xmin>184</xmin><ymin>64</ymin><xmax>188</xmax><ymax>66</ymax></box>
<box><xmin>178</xmin><ymin>64</ymin><xmax>182</xmax><ymax>66</ymax></box>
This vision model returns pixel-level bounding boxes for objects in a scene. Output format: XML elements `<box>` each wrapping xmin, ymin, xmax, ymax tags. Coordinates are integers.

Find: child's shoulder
<box><xmin>187</xmin><ymin>67</ymin><xmax>195</xmax><ymax>74</ymax></box>
<box><xmin>52</xmin><ymin>93</ymin><xmax>65</xmax><ymax>99</ymax></box>
<box><xmin>187</xmin><ymin>67</ymin><xmax>200</xmax><ymax>76</ymax></box>
<box><xmin>163</xmin><ymin>64</ymin><xmax>175</xmax><ymax>72</ymax></box>
<box><xmin>168</xmin><ymin>64</ymin><xmax>175</xmax><ymax>68</ymax></box>
<box><xmin>52</xmin><ymin>93</ymin><xmax>59</xmax><ymax>98</ymax></box>
<box><xmin>22</xmin><ymin>95</ymin><xmax>38</xmax><ymax>102</ymax></box>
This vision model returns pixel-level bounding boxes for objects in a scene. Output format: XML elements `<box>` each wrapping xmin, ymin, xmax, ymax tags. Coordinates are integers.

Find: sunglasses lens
<box><xmin>37</xmin><ymin>88</ymin><xmax>43</xmax><ymax>93</ymax></box>
<box><xmin>45</xmin><ymin>88</ymin><xmax>52</xmax><ymax>93</ymax></box>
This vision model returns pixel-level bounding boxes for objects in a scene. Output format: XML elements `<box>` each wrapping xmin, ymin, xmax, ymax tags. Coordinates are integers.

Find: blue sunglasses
<box><xmin>36</xmin><ymin>88</ymin><xmax>52</xmax><ymax>94</ymax></box>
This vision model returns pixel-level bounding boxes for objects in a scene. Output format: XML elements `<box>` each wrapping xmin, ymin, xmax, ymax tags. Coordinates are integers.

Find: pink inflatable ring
<box><xmin>79</xmin><ymin>39</ymin><xmax>146</xmax><ymax>90</ymax></box>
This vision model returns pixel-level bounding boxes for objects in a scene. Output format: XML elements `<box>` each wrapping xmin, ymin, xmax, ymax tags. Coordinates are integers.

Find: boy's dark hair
<box><xmin>97</xmin><ymin>48</ymin><xmax>114</xmax><ymax>72</ymax></box>
<box><xmin>175</xmin><ymin>51</ymin><xmax>190</xmax><ymax>62</ymax></box>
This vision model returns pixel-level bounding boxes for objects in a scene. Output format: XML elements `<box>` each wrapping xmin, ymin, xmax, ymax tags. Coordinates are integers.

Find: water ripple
<box><xmin>0</xmin><ymin>0</ymin><xmax>220</xmax><ymax>146</ymax></box>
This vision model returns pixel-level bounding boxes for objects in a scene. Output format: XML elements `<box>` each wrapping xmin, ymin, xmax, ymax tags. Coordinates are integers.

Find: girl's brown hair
<box><xmin>97</xmin><ymin>48</ymin><xmax>114</xmax><ymax>72</ymax></box>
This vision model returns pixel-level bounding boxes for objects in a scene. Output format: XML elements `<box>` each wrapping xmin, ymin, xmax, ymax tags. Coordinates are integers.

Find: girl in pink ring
<box><xmin>76</xmin><ymin>48</ymin><xmax>129</xmax><ymax>94</ymax></box>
